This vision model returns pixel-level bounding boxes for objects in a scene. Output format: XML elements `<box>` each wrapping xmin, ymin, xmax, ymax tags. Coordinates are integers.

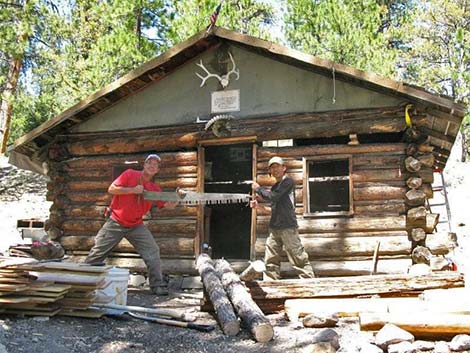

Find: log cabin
<box><xmin>8</xmin><ymin>27</ymin><xmax>466</xmax><ymax>278</ymax></box>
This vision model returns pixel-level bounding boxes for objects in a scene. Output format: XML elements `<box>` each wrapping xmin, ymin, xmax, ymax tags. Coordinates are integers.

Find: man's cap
<box><xmin>268</xmin><ymin>156</ymin><xmax>284</xmax><ymax>167</ymax></box>
<box><xmin>145</xmin><ymin>153</ymin><xmax>161</xmax><ymax>163</ymax></box>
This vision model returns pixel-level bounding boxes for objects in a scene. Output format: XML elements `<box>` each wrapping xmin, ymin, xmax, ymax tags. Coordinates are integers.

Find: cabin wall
<box><xmin>46</xmin><ymin>139</ymin><xmax>200</xmax><ymax>274</ymax></box>
<box><xmin>254</xmin><ymin>140</ymin><xmax>453</xmax><ymax>276</ymax></box>
<box><xmin>44</xmin><ymin>108</ymin><xmax>456</xmax><ymax>276</ymax></box>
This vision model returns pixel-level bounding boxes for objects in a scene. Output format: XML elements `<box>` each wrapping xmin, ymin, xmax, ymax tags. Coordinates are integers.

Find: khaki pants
<box><xmin>85</xmin><ymin>218</ymin><xmax>164</xmax><ymax>288</ymax></box>
<box><xmin>264</xmin><ymin>227</ymin><xmax>315</xmax><ymax>280</ymax></box>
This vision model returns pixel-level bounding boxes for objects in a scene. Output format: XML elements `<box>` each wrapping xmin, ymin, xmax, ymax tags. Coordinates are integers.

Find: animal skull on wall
<box><xmin>196</xmin><ymin>52</ymin><xmax>239</xmax><ymax>89</ymax></box>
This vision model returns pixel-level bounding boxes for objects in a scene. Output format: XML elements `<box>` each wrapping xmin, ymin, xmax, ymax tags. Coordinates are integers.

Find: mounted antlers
<box><xmin>196</xmin><ymin>52</ymin><xmax>240</xmax><ymax>88</ymax></box>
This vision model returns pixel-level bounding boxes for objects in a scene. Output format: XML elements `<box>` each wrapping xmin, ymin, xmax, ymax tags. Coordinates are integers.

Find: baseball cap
<box><xmin>268</xmin><ymin>156</ymin><xmax>284</xmax><ymax>167</ymax></box>
<box><xmin>145</xmin><ymin>153</ymin><xmax>161</xmax><ymax>163</ymax></box>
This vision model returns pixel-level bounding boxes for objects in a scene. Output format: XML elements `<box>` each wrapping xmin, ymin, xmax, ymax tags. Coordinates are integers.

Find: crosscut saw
<box><xmin>143</xmin><ymin>190</ymin><xmax>252</xmax><ymax>205</ymax></box>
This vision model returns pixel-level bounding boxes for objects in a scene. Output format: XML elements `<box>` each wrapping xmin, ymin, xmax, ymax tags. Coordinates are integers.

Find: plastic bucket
<box><xmin>96</xmin><ymin>267</ymin><xmax>129</xmax><ymax>305</ymax></box>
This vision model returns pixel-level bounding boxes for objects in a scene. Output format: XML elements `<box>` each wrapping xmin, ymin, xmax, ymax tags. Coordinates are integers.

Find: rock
<box><xmin>434</xmin><ymin>341</ymin><xmax>450</xmax><ymax>353</ymax></box>
<box><xmin>375</xmin><ymin>323</ymin><xmax>414</xmax><ymax>350</ymax></box>
<box><xmin>312</xmin><ymin>328</ymin><xmax>340</xmax><ymax>350</ymax></box>
<box><xmin>0</xmin><ymin>343</ymin><xmax>7</xmax><ymax>353</ymax></box>
<box><xmin>449</xmin><ymin>334</ymin><xmax>470</xmax><ymax>351</ymax></box>
<box><xmin>388</xmin><ymin>341</ymin><xmax>415</xmax><ymax>353</ymax></box>
<box><xmin>301</xmin><ymin>342</ymin><xmax>337</xmax><ymax>353</ymax></box>
<box><xmin>412</xmin><ymin>340</ymin><xmax>434</xmax><ymax>351</ymax></box>
<box><xmin>303</xmin><ymin>314</ymin><xmax>339</xmax><ymax>328</ymax></box>
<box><xmin>359</xmin><ymin>343</ymin><xmax>383</xmax><ymax>353</ymax></box>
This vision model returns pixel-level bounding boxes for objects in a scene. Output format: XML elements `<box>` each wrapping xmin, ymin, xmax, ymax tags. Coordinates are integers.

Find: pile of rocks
<box><xmin>0</xmin><ymin>159</ymin><xmax>48</xmax><ymax>201</ymax></box>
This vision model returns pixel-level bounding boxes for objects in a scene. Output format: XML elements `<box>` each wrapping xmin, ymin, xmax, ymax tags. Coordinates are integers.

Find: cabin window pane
<box><xmin>305</xmin><ymin>158</ymin><xmax>352</xmax><ymax>216</ymax></box>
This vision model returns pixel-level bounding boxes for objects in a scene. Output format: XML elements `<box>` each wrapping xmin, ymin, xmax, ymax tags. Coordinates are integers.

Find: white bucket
<box><xmin>96</xmin><ymin>267</ymin><xmax>129</xmax><ymax>305</ymax></box>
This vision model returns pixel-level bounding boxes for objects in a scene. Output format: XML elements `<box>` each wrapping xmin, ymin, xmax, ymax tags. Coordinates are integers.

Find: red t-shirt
<box><xmin>109</xmin><ymin>169</ymin><xmax>165</xmax><ymax>227</ymax></box>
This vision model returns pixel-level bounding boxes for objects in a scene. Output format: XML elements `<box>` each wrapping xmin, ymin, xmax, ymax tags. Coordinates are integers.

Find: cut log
<box><xmin>410</xmin><ymin>228</ymin><xmax>426</xmax><ymax>242</ymax></box>
<box><xmin>245</xmin><ymin>272</ymin><xmax>464</xmax><ymax>301</ymax></box>
<box><xmin>417</xmin><ymin>143</ymin><xmax>434</xmax><ymax>153</ymax></box>
<box><xmin>417</xmin><ymin>154</ymin><xmax>435</xmax><ymax>168</ymax></box>
<box><xmin>406</xmin><ymin>207</ymin><xmax>427</xmax><ymax>227</ymax></box>
<box><xmin>406</xmin><ymin>177</ymin><xmax>422</xmax><ymax>189</ymax></box>
<box><xmin>239</xmin><ymin>260</ymin><xmax>266</xmax><ymax>282</ymax></box>
<box><xmin>405</xmin><ymin>189</ymin><xmax>426</xmax><ymax>206</ymax></box>
<box><xmin>425</xmin><ymin>213</ymin><xmax>439</xmax><ymax>233</ymax></box>
<box><xmin>214</xmin><ymin>259</ymin><xmax>273</xmax><ymax>342</ymax></box>
<box><xmin>359</xmin><ymin>312</ymin><xmax>470</xmax><ymax>338</ymax></box>
<box><xmin>405</xmin><ymin>156</ymin><xmax>421</xmax><ymax>172</ymax></box>
<box><xmin>195</xmin><ymin>254</ymin><xmax>239</xmax><ymax>336</ymax></box>
<box><xmin>285</xmin><ymin>297</ymin><xmax>420</xmax><ymax>321</ymax></box>
<box><xmin>421</xmin><ymin>183</ymin><xmax>433</xmax><ymax>198</ymax></box>
<box><xmin>406</xmin><ymin>144</ymin><xmax>418</xmax><ymax>156</ymax></box>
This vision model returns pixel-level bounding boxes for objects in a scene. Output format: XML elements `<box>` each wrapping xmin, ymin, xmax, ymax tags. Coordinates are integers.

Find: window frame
<box><xmin>302</xmin><ymin>155</ymin><xmax>354</xmax><ymax>218</ymax></box>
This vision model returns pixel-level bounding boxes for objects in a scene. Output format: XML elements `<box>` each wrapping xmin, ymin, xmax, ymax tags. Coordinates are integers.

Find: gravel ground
<box><xmin>0</xmin><ymin>288</ymin><xmax>372</xmax><ymax>353</ymax></box>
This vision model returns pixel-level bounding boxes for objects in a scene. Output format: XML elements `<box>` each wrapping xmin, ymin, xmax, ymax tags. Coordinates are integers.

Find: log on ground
<box><xmin>195</xmin><ymin>254</ymin><xmax>239</xmax><ymax>336</ymax></box>
<box><xmin>214</xmin><ymin>259</ymin><xmax>273</xmax><ymax>343</ymax></box>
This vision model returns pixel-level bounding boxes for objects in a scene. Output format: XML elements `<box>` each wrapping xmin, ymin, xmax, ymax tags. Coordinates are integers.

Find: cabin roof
<box><xmin>9</xmin><ymin>26</ymin><xmax>466</xmax><ymax>171</ymax></box>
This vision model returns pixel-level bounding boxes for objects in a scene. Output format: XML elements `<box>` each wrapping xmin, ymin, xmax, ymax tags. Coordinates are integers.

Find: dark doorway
<box><xmin>204</xmin><ymin>144</ymin><xmax>252</xmax><ymax>260</ymax></box>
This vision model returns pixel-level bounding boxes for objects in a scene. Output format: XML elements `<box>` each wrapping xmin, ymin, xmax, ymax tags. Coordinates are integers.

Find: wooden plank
<box><xmin>359</xmin><ymin>312</ymin><xmax>470</xmax><ymax>338</ymax></box>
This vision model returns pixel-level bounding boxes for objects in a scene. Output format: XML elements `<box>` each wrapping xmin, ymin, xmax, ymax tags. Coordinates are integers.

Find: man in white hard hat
<box><xmin>251</xmin><ymin>156</ymin><xmax>315</xmax><ymax>280</ymax></box>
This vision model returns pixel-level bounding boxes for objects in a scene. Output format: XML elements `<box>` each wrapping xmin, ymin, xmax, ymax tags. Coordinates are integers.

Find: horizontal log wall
<box><xmin>47</xmin><ymin>149</ymin><xmax>199</xmax><ymax>264</ymax></box>
<box><xmin>255</xmin><ymin>143</ymin><xmax>412</xmax><ymax>271</ymax></box>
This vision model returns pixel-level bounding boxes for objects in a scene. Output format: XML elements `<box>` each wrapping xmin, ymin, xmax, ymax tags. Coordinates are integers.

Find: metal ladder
<box><xmin>426</xmin><ymin>168</ymin><xmax>452</xmax><ymax>232</ymax></box>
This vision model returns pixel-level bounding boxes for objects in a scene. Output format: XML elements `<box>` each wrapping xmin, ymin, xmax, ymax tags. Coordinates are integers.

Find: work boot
<box><xmin>151</xmin><ymin>285</ymin><xmax>169</xmax><ymax>296</ymax></box>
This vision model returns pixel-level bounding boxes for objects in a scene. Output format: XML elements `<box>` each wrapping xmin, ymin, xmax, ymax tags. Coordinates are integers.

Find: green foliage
<box><xmin>283</xmin><ymin>0</ymin><xmax>413</xmax><ymax>76</ymax></box>
<box><xmin>398</xmin><ymin>0</ymin><xmax>469</xmax><ymax>158</ymax></box>
<box><xmin>166</xmin><ymin>0</ymin><xmax>275</xmax><ymax>45</ymax></box>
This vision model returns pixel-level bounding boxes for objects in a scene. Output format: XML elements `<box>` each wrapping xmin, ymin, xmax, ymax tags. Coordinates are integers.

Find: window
<box><xmin>303</xmin><ymin>156</ymin><xmax>353</xmax><ymax>217</ymax></box>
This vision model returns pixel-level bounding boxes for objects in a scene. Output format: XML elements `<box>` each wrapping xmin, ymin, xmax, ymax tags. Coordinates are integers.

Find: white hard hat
<box><xmin>268</xmin><ymin>156</ymin><xmax>284</xmax><ymax>167</ymax></box>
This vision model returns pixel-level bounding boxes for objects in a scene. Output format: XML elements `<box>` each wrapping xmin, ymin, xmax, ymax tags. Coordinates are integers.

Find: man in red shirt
<box><xmin>85</xmin><ymin>153</ymin><xmax>178</xmax><ymax>295</ymax></box>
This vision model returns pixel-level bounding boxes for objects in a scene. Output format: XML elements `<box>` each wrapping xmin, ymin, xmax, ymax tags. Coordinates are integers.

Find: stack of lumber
<box><xmin>238</xmin><ymin>271</ymin><xmax>465</xmax><ymax>313</ymax></box>
<box><xmin>0</xmin><ymin>257</ymin><xmax>112</xmax><ymax>317</ymax></box>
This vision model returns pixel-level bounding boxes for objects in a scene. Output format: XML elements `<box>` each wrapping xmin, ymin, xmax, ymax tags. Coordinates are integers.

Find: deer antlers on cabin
<box><xmin>196</xmin><ymin>52</ymin><xmax>239</xmax><ymax>88</ymax></box>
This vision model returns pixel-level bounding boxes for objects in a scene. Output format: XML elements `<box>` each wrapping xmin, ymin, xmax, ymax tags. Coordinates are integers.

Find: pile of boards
<box><xmin>0</xmin><ymin>257</ymin><xmax>113</xmax><ymax>318</ymax></box>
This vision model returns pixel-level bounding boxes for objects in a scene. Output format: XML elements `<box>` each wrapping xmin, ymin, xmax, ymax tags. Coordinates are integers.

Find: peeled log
<box><xmin>410</xmin><ymin>228</ymin><xmax>426</xmax><ymax>242</ymax></box>
<box><xmin>421</xmin><ymin>184</ymin><xmax>433</xmax><ymax>199</ymax></box>
<box><xmin>359</xmin><ymin>312</ymin><xmax>470</xmax><ymax>338</ymax></box>
<box><xmin>245</xmin><ymin>272</ymin><xmax>464</xmax><ymax>301</ymax></box>
<box><xmin>417</xmin><ymin>154</ymin><xmax>435</xmax><ymax>168</ymax></box>
<box><xmin>406</xmin><ymin>177</ymin><xmax>422</xmax><ymax>189</ymax></box>
<box><xmin>407</xmin><ymin>207</ymin><xmax>427</xmax><ymax>228</ymax></box>
<box><xmin>214</xmin><ymin>259</ymin><xmax>273</xmax><ymax>342</ymax></box>
<box><xmin>405</xmin><ymin>189</ymin><xmax>426</xmax><ymax>206</ymax></box>
<box><xmin>405</xmin><ymin>156</ymin><xmax>421</xmax><ymax>172</ymax></box>
<box><xmin>195</xmin><ymin>254</ymin><xmax>239</xmax><ymax>336</ymax></box>
<box><xmin>425</xmin><ymin>213</ymin><xmax>439</xmax><ymax>233</ymax></box>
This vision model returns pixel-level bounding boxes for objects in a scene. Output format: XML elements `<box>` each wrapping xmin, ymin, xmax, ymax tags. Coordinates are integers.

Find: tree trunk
<box><xmin>214</xmin><ymin>259</ymin><xmax>273</xmax><ymax>342</ymax></box>
<box><xmin>0</xmin><ymin>31</ymin><xmax>28</xmax><ymax>154</ymax></box>
<box><xmin>239</xmin><ymin>260</ymin><xmax>266</xmax><ymax>282</ymax></box>
<box><xmin>195</xmin><ymin>254</ymin><xmax>239</xmax><ymax>336</ymax></box>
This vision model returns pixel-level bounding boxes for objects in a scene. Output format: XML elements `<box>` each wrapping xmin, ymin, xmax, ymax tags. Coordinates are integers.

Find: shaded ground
<box><xmin>0</xmin><ymin>287</ymin><xmax>371</xmax><ymax>353</ymax></box>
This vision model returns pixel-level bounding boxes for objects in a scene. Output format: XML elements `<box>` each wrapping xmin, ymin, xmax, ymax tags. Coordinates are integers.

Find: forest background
<box><xmin>0</xmin><ymin>0</ymin><xmax>469</xmax><ymax>159</ymax></box>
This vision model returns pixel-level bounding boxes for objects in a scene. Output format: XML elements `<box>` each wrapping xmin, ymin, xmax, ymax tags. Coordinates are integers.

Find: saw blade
<box><xmin>142</xmin><ymin>191</ymin><xmax>251</xmax><ymax>205</ymax></box>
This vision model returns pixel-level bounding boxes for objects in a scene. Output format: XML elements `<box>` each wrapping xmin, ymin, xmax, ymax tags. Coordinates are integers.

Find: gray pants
<box><xmin>264</xmin><ymin>227</ymin><xmax>315</xmax><ymax>280</ymax></box>
<box><xmin>85</xmin><ymin>218</ymin><xmax>164</xmax><ymax>288</ymax></box>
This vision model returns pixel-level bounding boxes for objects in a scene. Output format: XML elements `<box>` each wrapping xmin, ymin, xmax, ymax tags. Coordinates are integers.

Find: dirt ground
<box><xmin>0</xmin><ymin>286</ymin><xmax>372</xmax><ymax>353</ymax></box>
